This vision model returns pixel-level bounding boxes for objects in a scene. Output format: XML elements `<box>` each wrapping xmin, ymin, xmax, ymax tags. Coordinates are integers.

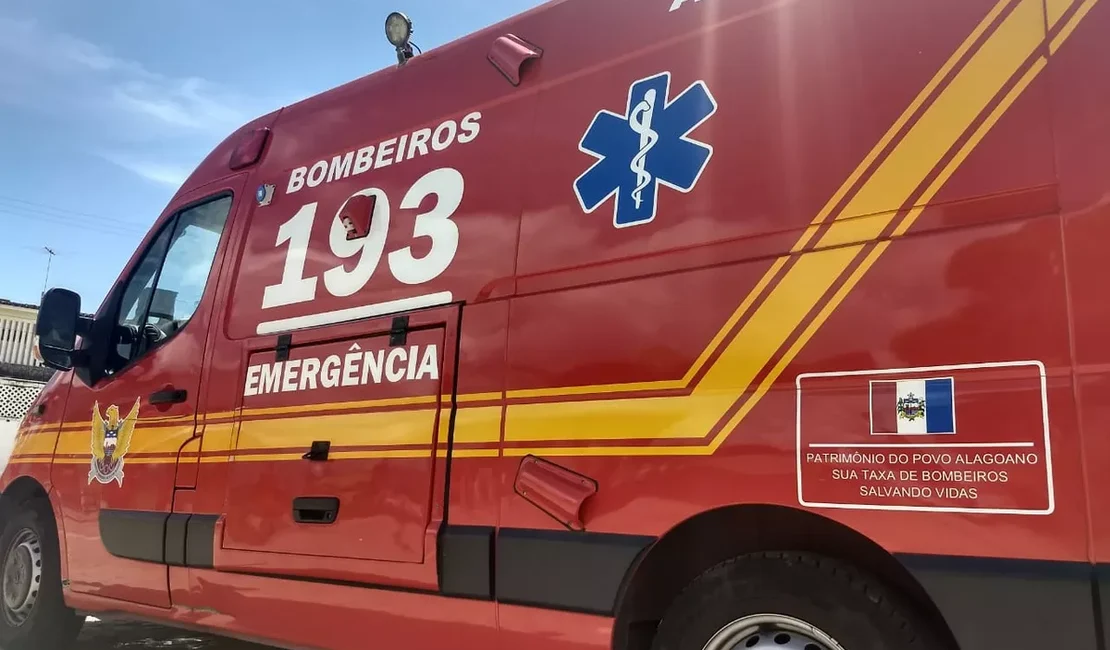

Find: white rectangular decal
<box><xmin>796</xmin><ymin>361</ymin><xmax>1053</xmax><ymax>515</ymax></box>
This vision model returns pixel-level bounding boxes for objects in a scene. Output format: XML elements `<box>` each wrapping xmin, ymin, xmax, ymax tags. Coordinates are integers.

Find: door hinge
<box><xmin>275</xmin><ymin>333</ymin><xmax>292</xmax><ymax>361</ymax></box>
<box><xmin>390</xmin><ymin>316</ymin><xmax>410</xmax><ymax>347</ymax></box>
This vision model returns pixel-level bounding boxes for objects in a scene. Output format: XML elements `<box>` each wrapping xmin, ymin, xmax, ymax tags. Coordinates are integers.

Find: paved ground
<box><xmin>74</xmin><ymin>617</ymin><xmax>270</xmax><ymax>649</ymax></box>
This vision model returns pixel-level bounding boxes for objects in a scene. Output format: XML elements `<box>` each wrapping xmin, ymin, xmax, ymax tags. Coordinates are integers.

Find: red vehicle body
<box><xmin>3</xmin><ymin>0</ymin><xmax>1110</xmax><ymax>648</ymax></box>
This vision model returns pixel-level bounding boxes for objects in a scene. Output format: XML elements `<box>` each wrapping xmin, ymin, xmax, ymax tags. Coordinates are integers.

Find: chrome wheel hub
<box><xmin>703</xmin><ymin>613</ymin><xmax>846</xmax><ymax>650</ymax></box>
<box><xmin>2</xmin><ymin>529</ymin><xmax>43</xmax><ymax>627</ymax></box>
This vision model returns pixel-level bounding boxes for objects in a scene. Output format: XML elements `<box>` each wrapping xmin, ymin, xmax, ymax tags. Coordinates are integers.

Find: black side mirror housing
<box><xmin>36</xmin><ymin>288</ymin><xmax>85</xmax><ymax>371</ymax></box>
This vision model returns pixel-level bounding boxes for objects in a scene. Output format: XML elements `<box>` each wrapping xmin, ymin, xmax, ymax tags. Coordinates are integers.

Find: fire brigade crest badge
<box><xmin>89</xmin><ymin>398</ymin><xmax>140</xmax><ymax>487</ymax></box>
<box><xmin>896</xmin><ymin>393</ymin><xmax>926</xmax><ymax>422</ymax></box>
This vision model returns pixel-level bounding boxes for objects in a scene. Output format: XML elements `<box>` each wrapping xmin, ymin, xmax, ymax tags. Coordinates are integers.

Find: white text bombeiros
<box><xmin>286</xmin><ymin>112</ymin><xmax>482</xmax><ymax>195</ymax></box>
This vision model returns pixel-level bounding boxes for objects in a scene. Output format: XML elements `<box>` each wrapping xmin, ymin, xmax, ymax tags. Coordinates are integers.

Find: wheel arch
<box><xmin>1</xmin><ymin>476</ymin><xmax>49</xmax><ymax>508</ymax></box>
<box><xmin>1</xmin><ymin>476</ymin><xmax>69</xmax><ymax>584</ymax></box>
<box><xmin>612</xmin><ymin>503</ymin><xmax>959</xmax><ymax>650</ymax></box>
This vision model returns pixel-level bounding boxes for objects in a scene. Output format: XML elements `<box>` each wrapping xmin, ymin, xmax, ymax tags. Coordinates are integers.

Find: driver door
<box><xmin>52</xmin><ymin>183</ymin><xmax>241</xmax><ymax>607</ymax></box>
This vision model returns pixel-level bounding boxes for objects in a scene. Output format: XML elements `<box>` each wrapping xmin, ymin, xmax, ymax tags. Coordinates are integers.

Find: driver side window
<box><xmin>111</xmin><ymin>194</ymin><xmax>233</xmax><ymax>373</ymax></box>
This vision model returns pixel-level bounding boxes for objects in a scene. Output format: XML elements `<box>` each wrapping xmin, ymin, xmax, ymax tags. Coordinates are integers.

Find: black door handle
<box><xmin>293</xmin><ymin>497</ymin><xmax>340</xmax><ymax>524</ymax></box>
<box><xmin>149</xmin><ymin>388</ymin><xmax>187</xmax><ymax>405</ymax></box>
<box><xmin>302</xmin><ymin>440</ymin><xmax>330</xmax><ymax>461</ymax></box>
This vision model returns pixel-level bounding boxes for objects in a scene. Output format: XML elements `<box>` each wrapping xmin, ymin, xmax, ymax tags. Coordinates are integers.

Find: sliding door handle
<box><xmin>293</xmin><ymin>497</ymin><xmax>340</xmax><ymax>524</ymax></box>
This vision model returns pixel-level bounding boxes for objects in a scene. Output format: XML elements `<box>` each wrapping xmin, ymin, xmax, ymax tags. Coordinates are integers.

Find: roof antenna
<box><xmin>385</xmin><ymin>12</ymin><xmax>420</xmax><ymax>66</ymax></box>
<box><xmin>41</xmin><ymin>246</ymin><xmax>56</xmax><ymax>299</ymax></box>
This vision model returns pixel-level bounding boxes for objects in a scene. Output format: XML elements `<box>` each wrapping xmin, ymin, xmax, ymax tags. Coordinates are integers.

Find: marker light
<box><xmin>229</xmin><ymin>127</ymin><xmax>271</xmax><ymax>170</ymax></box>
<box><xmin>385</xmin><ymin>12</ymin><xmax>413</xmax><ymax>48</ymax></box>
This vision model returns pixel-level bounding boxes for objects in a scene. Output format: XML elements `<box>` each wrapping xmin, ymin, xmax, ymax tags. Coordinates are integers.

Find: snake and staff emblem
<box><xmin>574</xmin><ymin>72</ymin><xmax>718</xmax><ymax>228</ymax></box>
<box><xmin>628</xmin><ymin>88</ymin><xmax>659</xmax><ymax>210</ymax></box>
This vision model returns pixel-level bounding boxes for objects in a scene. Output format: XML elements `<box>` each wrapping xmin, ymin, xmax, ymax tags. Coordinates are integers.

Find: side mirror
<box><xmin>35</xmin><ymin>288</ymin><xmax>83</xmax><ymax>371</ymax></box>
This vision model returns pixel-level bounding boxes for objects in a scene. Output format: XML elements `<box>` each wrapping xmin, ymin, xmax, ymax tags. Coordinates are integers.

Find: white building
<box><xmin>0</xmin><ymin>299</ymin><xmax>51</xmax><ymax>473</ymax></box>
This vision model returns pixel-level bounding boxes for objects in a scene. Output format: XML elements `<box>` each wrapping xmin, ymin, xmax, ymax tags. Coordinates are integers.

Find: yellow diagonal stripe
<box><xmin>1051</xmin><ymin>0</ymin><xmax>1098</xmax><ymax>52</ymax></box>
<box><xmin>1047</xmin><ymin>0</ymin><xmax>1078</xmax><ymax>28</ymax></box>
<box><xmin>505</xmin><ymin>0</ymin><xmax>1019</xmax><ymax>404</ymax></box>
<box><xmin>507</xmin><ymin>0</ymin><xmax>1057</xmax><ymax>453</ymax></box>
<box><xmin>15</xmin><ymin>0</ymin><xmax>1101</xmax><ymax>463</ymax></box>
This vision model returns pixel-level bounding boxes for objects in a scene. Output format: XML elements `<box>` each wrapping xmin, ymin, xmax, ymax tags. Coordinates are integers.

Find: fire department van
<box><xmin>3</xmin><ymin>0</ymin><xmax>1109</xmax><ymax>648</ymax></box>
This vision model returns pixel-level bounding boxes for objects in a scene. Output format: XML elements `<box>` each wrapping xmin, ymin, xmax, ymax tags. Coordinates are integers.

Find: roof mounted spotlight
<box><xmin>386</xmin><ymin>12</ymin><xmax>420</xmax><ymax>66</ymax></box>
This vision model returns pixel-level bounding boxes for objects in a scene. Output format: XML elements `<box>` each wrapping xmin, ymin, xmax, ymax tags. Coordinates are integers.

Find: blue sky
<box><xmin>0</xmin><ymin>0</ymin><xmax>542</xmax><ymax>310</ymax></box>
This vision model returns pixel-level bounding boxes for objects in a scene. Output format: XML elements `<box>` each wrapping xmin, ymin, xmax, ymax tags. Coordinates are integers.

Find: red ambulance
<box><xmin>3</xmin><ymin>0</ymin><xmax>1109</xmax><ymax>648</ymax></box>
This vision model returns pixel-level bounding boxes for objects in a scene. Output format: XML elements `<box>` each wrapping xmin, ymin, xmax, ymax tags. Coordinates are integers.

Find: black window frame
<box><xmin>101</xmin><ymin>191</ymin><xmax>235</xmax><ymax>379</ymax></box>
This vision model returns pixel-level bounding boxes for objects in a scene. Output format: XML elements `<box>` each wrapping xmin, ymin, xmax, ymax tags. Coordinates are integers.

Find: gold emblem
<box><xmin>89</xmin><ymin>399</ymin><xmax>140</xmax><ymax>486</ymax></box>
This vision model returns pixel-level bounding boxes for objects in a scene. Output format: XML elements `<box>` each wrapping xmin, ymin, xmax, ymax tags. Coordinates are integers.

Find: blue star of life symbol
<box><xmin>574</xmin><ymin>72</ymin><xmax>718</xmax><ymax>228</ymax></box>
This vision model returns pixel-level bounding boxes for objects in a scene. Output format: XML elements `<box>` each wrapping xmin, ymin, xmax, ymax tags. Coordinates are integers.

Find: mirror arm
<box><xmin>76</xmin><ymin>315</ymin><xmax>94</xmax><ymax>338</ymax></box>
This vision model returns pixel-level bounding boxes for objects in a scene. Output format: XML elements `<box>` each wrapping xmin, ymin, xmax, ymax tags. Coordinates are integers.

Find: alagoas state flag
<box><xmin>870</xmin><ymin>377</ymin><xmax>955</xmax><ymax>435</ymax></box>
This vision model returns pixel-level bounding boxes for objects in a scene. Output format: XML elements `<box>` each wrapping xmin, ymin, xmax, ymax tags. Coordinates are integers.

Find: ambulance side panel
<box><xmin>32</xmin><ymin>1</ymin><xmax>1110</xmax><ymax>650</ymax></box>
<box><xmin>495</xmin><ymin>0</ymin><xmax>1094</xmax><ymax>647</ymax></box>
<box><xmin>1054</xmin><ymin>0</ymin><xmax>1110</xmax><ymax>637</ymax></box>
<box><xmin>158</xmin><ymin>10</ymin><xmax>538</xmax><ymax>643</ymax></box>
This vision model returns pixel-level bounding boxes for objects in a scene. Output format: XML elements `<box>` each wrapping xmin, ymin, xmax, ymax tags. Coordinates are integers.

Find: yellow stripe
<box><xmin>819</xmin><ymin>0</ymin><xmax>1045</xmax><ymax>248</ymax></box>
<box><xmin>56</xmin><ymin>416</ymin><xmax>192</xmax><ymax>433</ymax></box>
<box><xmin>19</xmin><ymin>423</ymin><xmax>53</xmax><ymax>435</ymax></box>
<box><xmin>1047</xmin><ymin>0</ymin><xmax>1078</xmax><ymax>28</ymax></box>
<box><xmin>56</xmin><ymin>425</ymin><xmax>195</xmax><ymax>456</ymax></box>
<box><xmin>505</xmin><ymin>0</ymin><xmax>1017</xmax><ymax>403</ymax></box>
<box><xmin>509</xmin><ymin>0</ymin><xmax>1054</xmax><ymax>452</ymax></box>
<box><xmin>503</xmin><ymin>444</ymin><xmax>712</xmax><ymax>458</ymax></box>
<box><xmin>696</xmin><ymin>246</ymin><xmax>864</xmax><ymax>393</ymax></box>
<box><xmin>236</xmin><ymin>410</ymin><xmax>436</xmax><ymax>450</ymax></box>
<box><xmin>439</xmin><ymin>406</ymin><xmax>502</xmax><ymax>444</ymax></box>
<box><xmin>457</xmin><ymin>392</ymin><xmax>503</xmax><ymax>404</ymax></box>
<box><xmin>714</xmin><ymin>5</ymin><xmax>1055</xmax><ymax>457</ymax></box>
<box><xmin>231</xmin><ymin>449</ymin><xmax>430</xmax><ymax>463</ymax></box>
<box><xmin>791</xmin><ymin>0</ymin><xmax>1015</xmax><ymax>251</ymax></box>
<box><xmin>708</xmin><ymin>242</ymin><xmax>887</xmax><ymax>453</ymax></box>
<box><xmin>240</xmin><ymin>394</ymin><xmax>436</xmax><ymax>417</ymax></box>
<box><xmin>894</xmin><ymin>57</ymin><xmax>1049</xmax><ymax>239</ymax></box>
<box><xmin>508</xmin><ymin>378</ymin><xmax>686</xmax><ymax>400</ymax></box>
<box><xmin>200</xmin><ymin>422</ymin><xmax>237</xmax><ymax>454</ymax></box>
<box><xmin>699</xmin><ymin>56</ymin><xmax>1055</xmax><ymax>458</ymax></box>
<box><xmin>54</xmin><ymin>456</ymin><xmax>181</xmax><ymax>465</ymax></box>
<box><xmin>11</xmin><ymin>432</ymin><xmax>57</xmax><ymax>456</ymax></box>
<box><xmin>438</xmin><ymin>448</ymin><xmax>500</xmax><ymax>458</ymax></box>
<box><xmin>1051</xmin><ymin>0</ymin><xmax>1099</xmax><ymax>52</ymax></box>
<box><xmin>179</xmin><ymin>436</ymin><xmax>202</xmax><ymax>457</ymax></box>
<box><xmin>505</xmin><ymin>393</ymin><xmax>733</xmax><ymax>442</ymax></box>
<box><xmin>12</xmin><ymin>1</ymin><xmax>1096</xmax><ymax>463</ymax></box>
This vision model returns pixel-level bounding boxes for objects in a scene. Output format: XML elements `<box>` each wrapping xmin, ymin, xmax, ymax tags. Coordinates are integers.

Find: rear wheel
<box><xmin>0</xmin><ymin>499</ymin><xmax>83</xmax><ymax>650</ymax></box>
<box><xmin>652</xmin><ymin>552</ymin><xmax>945</xmax><ymax>650</ymax></box>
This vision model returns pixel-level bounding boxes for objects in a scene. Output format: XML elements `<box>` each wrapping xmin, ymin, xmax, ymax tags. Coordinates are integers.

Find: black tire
<box><xmin>0</xmin><ymin>498</ymin><xmax>83</xmax><ymax>650</ymax></box>
<box><xmin>652</xmin><ymin>551</ymin><xmax>945</xmax><ymax>650</ymax></box>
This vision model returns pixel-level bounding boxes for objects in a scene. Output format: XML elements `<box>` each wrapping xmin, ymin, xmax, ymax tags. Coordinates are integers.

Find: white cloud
<box><xmin>0</xmin><ymin>16</ymin><xmax>250</xmax><ymax>133</ymax></box>
<box><xmin>0</xmin><ymin>15</ymin><xmax>271</xmax><ymax>183</ymax></box>
<box><xmin>99</xmin><ymin>153</ymin><xmax>191</xmax><ymax>187</ymax></box>
<box><xmin>111</xmin><ymin>76</ymin><xmax>245</xmax><ymax>132</ymax></box>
